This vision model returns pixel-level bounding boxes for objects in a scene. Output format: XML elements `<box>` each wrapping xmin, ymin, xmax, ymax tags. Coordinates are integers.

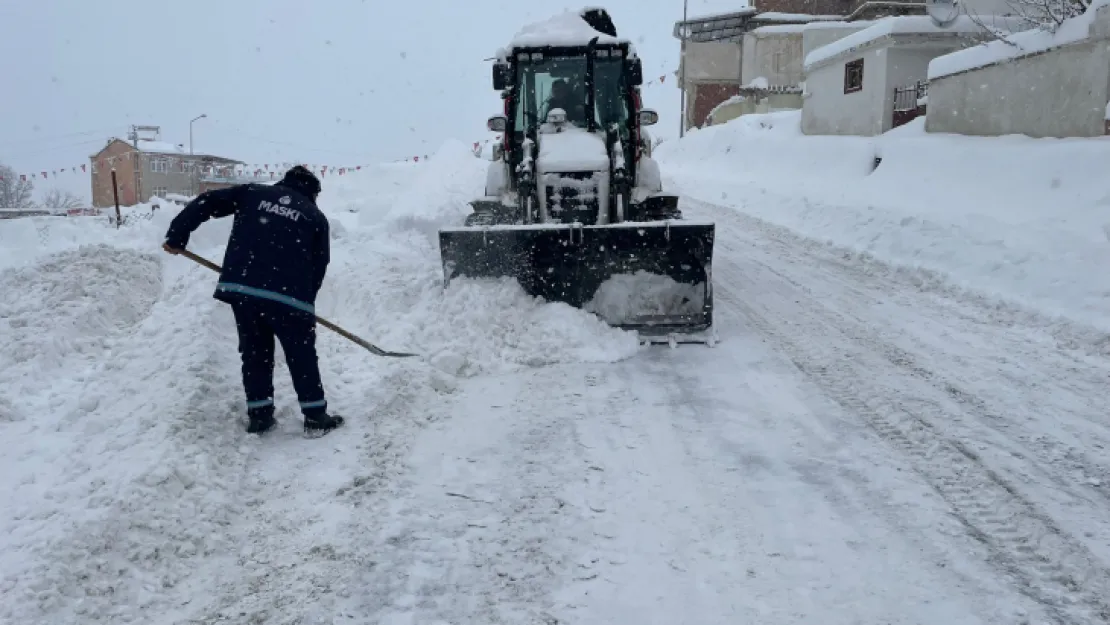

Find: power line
<box><xmin>0</xmin><ymin>126</ymin><xmax>127</xmax><ymax>150</ymax></box>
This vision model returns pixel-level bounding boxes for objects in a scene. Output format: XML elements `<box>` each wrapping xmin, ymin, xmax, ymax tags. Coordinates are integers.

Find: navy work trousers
<box><xmin>230</xmin><ymin>301</ymin><xmax>328</xmax><ymax>419</ymax></box>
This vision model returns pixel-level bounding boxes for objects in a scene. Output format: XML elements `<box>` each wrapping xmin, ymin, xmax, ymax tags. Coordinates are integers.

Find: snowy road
<box><xmin>320</xmin><ymin>199</ymin><xmax>1108</xmax><ymax>623</ymax></box>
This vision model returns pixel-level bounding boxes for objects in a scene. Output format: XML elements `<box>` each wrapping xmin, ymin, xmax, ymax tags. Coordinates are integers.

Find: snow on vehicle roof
<box><xmin>928</xmin><ymin>0</ymin><xmax>1110</xmax><ymax>80</ymax></box>
<box><xmin>504</xmin><ymin>9</ymin><xmax>633</xmax><ymax>54</ymax></box>
<box><xmin>803</xmin><ymin>15</ymin><xmax>1027</xmax><ymax>70</ymax></box>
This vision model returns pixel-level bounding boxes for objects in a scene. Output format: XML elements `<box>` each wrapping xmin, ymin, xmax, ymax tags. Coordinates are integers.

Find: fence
<box><xmin>892</xmin><ymin>80</ymin><xmax>928</xmax><ymax>128</ymax></box>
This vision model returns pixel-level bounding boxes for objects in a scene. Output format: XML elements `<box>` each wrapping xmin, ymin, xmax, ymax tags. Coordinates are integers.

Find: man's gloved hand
<box><xmin>162</xmin><ymin>242</ymin><xmax>182</xmax><ymax>255</ymax></box>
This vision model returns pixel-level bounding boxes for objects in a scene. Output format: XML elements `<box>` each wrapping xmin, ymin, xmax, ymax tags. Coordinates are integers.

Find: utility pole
<box><xmin>189</xmin><ymin>114</ymin><xmax>207</xmax><ymax>154</ymax></box>
<box><xmin>679</xmin><ymin>0</ymin><xmax>688</xmax><ymax>137</ymax></box>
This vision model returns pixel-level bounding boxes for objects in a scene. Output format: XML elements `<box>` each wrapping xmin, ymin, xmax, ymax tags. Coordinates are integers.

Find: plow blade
<box><xmin>438</xmin><ymin>221</ymin><xmax>714</xmax><ymax>341</ymax></box>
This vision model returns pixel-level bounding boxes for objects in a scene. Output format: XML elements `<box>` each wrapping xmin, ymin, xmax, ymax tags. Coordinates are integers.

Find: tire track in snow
<box><xmin>696</xmin><ymin>202</ymin><xmax>1110</xmax><ymax>624</ymax></box>
<box><xmin>333</xmin><ymin>367</ymin><xmax>599</xmax><ymax>624</ymax></box>
<box><xmin>688</xmin><ymin>194</ymin><xmax>1110</xmax><ymax>509</ymax></box>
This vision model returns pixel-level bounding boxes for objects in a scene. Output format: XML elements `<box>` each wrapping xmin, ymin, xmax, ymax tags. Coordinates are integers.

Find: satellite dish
<box><xmin>927</xmin><ymin>0</ymin><xmax>960</xmax><ymax>26</ymax></box>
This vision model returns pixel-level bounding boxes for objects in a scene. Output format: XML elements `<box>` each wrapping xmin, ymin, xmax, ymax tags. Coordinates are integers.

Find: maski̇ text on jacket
<box><xmin>258</xmin><ymin>200</ymin><xmax>303</xmax><ymax>222</ymax></box>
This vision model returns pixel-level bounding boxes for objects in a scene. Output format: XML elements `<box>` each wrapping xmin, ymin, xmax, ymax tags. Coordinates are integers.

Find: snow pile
<box><xmin>356</xmin><ymin>139</ymin><xmax>490</xmax><ymax>237</ymax></box>
<box><xmin>315</xmin><ymin>144</ymin><xmax>642</xmax><ymax>376</ymax></box>
<box><xmin>584</xmin><ymin>272</ymin><xmax>707</xmax><ymax>325</ymax></box>
<box><xmin>657</xmin><ymin>110</ymin><xmax>1110</xmax><ymax>332</ymax></box>
<box><xmin>0</xmin><ymin>242</ymin><xmax>253</xmax><ymax>624</ymax></box>
<box><xmin>319</xmin><ymin>162</ymin><xmax>421</xmax><ymax>218</ymax></box>
<box><xmin>929</xmin><ymin>0</ymin><xmax>1110</xmax><ymax>79</ymax></box>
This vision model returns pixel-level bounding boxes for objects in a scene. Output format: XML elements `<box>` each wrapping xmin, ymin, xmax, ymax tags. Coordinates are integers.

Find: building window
<box><xmin>150</xmin><ymin>158</ymin><xmax>169</xmax><ymax>173</ymax></box>
<box><xmin>844</xmin><ymin>59</ymin><xmax>864</xmax><ymax>94</ymax></box>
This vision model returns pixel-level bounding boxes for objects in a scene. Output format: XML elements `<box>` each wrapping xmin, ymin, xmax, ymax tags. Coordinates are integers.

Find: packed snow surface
<box><xmin>929</xmin><ymin>0</ymin><xmax>1110</xmax><ymax>79</ymax></box>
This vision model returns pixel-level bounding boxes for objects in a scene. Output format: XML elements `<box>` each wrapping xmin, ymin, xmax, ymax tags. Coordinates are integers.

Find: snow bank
<box><xmin>929</xmin><ymin>0</ymin><xmax>1110</xmax><ymax>79</ymax></box>
<box><xmin>656</xmin><ymin>110</ymin><xmax>1110</xmax><ymax>333</ymax></box>
<box><xmin>0</xmin><ymin>243</ymin><xmax>253</xmax><ymax>624</ymax></box>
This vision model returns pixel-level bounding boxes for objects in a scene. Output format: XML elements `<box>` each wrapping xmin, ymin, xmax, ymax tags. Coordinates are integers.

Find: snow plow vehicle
<box><xmin>437</xmin><ymin>7</ymin><xmax>716</xmax><ymax>345</ymax></box>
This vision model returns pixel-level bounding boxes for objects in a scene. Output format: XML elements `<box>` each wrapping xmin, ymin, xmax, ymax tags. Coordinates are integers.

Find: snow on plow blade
<box><xmin>438</xmin><ymin>221</ymin><xmax>714</xmax><ymax>338</ymax></box>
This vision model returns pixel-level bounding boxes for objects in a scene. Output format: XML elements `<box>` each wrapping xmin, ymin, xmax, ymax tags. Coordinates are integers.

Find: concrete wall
<box><xmin>742</xmin><ymin>29</ymin><xmax>806</xmax><ymax>86</ymax></box>
<box><xmin>926</xmin><ymin>38</ymin><xmax>1110</xmax><ymax>137</ymax></box>
<box><xmin>708</xmin><ymin>91</ymin><xmax>804</xmax><ymax>125</ymax></box>
<box><xmin>802</xmin><ymin>47</ymin><xmax>889</xmax><ymax>135</ymax></box>
<box><xmin>802</xmin><ymin>23</ymin><xmax>872</xmax><ymax>59</ymax></box>
<box><xmin>681</xmin><ymin>41</ymin><xmax>742</xmax><ymax>81</ymax></box>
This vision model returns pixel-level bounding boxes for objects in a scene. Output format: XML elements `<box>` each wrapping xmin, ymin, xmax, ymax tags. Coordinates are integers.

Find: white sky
<box><xmin>0</xmin><ymin>0</ymin><xmax>748</xmax><ymax>202</ymax></box>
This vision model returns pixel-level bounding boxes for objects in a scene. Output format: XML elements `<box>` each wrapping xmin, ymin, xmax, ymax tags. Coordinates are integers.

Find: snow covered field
<box><xmin>2</xmin><ymin>122</ymin><xmax>1110</xmax><ymax>625</ymax></box>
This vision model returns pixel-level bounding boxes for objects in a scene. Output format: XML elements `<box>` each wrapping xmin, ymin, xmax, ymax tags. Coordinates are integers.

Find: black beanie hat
<box><xmin>281</xmin><ymin>165</ymin><xmax>322</xmax><ymax>197</ymax></box>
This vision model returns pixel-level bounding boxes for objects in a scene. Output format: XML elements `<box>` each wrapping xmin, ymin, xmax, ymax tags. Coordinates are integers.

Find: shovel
<box><xmin>178</xmin><ymin>249</ymin><xmax>419</xmax><ymax>359</ymax></box>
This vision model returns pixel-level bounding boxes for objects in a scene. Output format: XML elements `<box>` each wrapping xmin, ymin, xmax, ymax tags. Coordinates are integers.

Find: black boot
<box><xmin>304</xmin><ymin>413</ymin><xmax>344</xmax><ymax>437</ymax></box>
<box><xmin>247</xmin><ymin>414</ymin><xmax>277</xmax><ymax>434</ymax></box>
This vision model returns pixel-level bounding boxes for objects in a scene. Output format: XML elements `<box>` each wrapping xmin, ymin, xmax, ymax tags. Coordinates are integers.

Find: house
<box><xmin>89</xmin><ymin>126</ymin><xmax>243</xmax><ymax>208</ymax></box>
<box><xmin>800</xmin><ymin>13</ymin><xmax>1026</xmax><ymax>135</ymax></box>
<box><xmin>674</xmin><ymin>0</ymin><xmax>928</xmax><ymax>130</ymax></box>
<box><xmin>925</xmin><ymin>0</ymin><xmax>1110</xmax><ymax>137</ymax></box>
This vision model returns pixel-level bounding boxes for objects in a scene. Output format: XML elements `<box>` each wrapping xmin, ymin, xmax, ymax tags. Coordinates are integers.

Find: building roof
<box><xmin>673</xmin><ymin>8</ymin><xmax>850</xmax><ymax>41</ymax></box>
<box><xmin>90</xmin><ymin>138</ymin><xmax>243</xmax><ymax>164</ymax></box>
<box><xmin>803</xmin><ymin>14</ymin><xmax>1027</xmax><ymax>70</ymax></box>
<box><xmin>673</xmin><ymin>8</ymin><xmax>758</xmax><ymax>41</ymax></box>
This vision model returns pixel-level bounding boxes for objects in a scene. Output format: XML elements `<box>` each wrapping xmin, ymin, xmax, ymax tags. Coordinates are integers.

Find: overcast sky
<box><xmin>0</xmin><ymin>0</ymin><xmax>747</xmax><ymax>201</ymax></box>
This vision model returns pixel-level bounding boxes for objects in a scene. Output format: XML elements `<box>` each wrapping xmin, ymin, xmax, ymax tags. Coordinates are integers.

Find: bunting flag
<box><xmin>10</xmin><ymin>133</ymin><xmax>531</xmax><ymax>183</ymax></box>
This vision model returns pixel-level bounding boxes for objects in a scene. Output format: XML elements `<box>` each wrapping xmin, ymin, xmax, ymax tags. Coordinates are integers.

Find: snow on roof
<box><xmin>801</xmin><ymin>19</ymin><xmax>876</xmax><ymax>31</ymax></box>
<box><xmin>134</xmin><ymin>140</ymin><xmax>186</xmax><ymax>154</ymax></box>
<box><xmin>803</xmin><ymin>15</ymin><xmax>1025</xmax><ymax>69</ymax></box>
<box><xmin>683</xmin><ymin>1</ymin><xmax>754</xmax><ymax>20</ymax></box>
<box><xmin>506</xmin><ymin>10</ymin><xmax>630</xmax><ymax>51</ymax></box>
<box><xmin>750</xmin><ymin>12</ymin><xmax>844</xmax><ymax>22</ymax></box>
<box><xmin>928</xmin><ymin>0</ymin><xmax>1110</xmax><ymax>80</ymax></box>
<box><xmin>752</xmin><ymin>23</ymin><xmax>811</xmax><ymax>34</ymax></box>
